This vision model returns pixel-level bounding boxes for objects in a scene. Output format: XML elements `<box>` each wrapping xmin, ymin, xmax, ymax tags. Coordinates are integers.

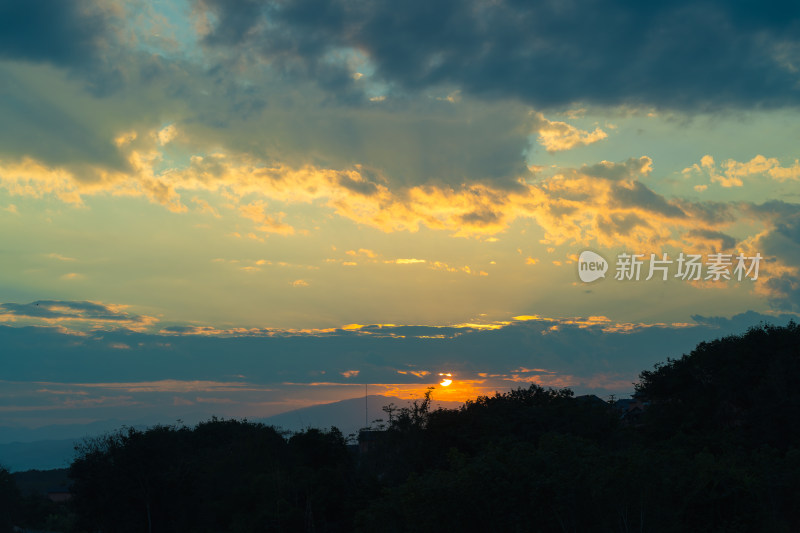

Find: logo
<box><xmin>575</xmin><ymin>250</ymin><xmax>761</xmax><ymax>283</ymax></box>
<box><xmin>578</xmin><ymin>250</ymin><xmax>608</xmax><ymax>283</ymax></box>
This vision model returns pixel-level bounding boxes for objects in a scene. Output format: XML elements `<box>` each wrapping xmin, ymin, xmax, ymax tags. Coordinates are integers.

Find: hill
<box><xmin>259</xmin><ymin>394</ymin><xmax>464</xmax><ymax>437</ymax></box>
<box><xmin>0</xmin><ymin>395</ymin><xmax>462</xmax><ymax>471</ymax></box>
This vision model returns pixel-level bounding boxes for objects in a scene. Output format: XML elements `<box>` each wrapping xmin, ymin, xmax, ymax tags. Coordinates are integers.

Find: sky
<box><xmin>1</xmin><ymin>0</ymin><xmax>800</xmax><ymax>432</ymax></box>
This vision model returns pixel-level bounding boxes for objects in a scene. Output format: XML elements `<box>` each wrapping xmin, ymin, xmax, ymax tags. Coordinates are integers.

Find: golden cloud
<box><xmin>532</xmin><ymin>112</ymin><xmax>609</xmax><ymax>153</ymax></box>
<box><xmin>684</xmin><ymin>154</ymin><xmax>800</xmax><ymax>187</ymax></box>
<box><xmin>0</xmin><ymin>129</ymin><xmax>772</xmax><ymax>259</ymax></box>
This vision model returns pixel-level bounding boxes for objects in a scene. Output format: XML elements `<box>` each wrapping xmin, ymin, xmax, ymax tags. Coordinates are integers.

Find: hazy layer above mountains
<box><xmin>0</xmin><ymin>395</ymin><xmax>463</xmax><ymax>471</ymax></box>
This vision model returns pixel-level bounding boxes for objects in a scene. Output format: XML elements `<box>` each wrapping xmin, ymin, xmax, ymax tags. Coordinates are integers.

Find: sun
<box><xmin>438</xmin><ymin>372</ymin><xmax>453</xmax><ymax>387</ymax></box>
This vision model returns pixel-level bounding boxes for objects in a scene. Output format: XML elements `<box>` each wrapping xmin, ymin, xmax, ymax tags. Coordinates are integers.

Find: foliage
<box><xmin>356</xmin><ymin>323</ymin><xmax>800</xmax><ymax>532</ymax></box>
<box><xmin>636</xmin><ymin>321</ymin><xmax>800</xmax><ymax>448</ymax></box>
<box><xmin>69</xmin><ymin>420</ymin><xmax>357</xmax><ymax>532</ymax></box>
<box><xmin>0</xmin><ymin>466</ymin><xmax>19</xmax><ymax>533</ymax></box>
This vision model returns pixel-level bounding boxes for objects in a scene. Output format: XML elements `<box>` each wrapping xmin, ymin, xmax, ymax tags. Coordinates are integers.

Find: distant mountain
<box><xmin>0</xmin><ymin>419</ymin><xmax>154</xmax><ymax>471</ymax></box>
<box><xmin>258</xmin><ymin>395</ymin><xmax>465</xmax><ymax>437</ymax></box>
<box><xmin>0</xmin><ymin>395</ymin><xmax>465</xmax><ymax>471</ymax></box>
<box><xmin>0</xmin><ymin>418</ymin><xmax>143</xmax><ymax>444</ymax></box>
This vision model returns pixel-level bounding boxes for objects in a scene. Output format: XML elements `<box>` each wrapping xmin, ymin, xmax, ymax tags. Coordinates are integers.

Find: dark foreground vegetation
<box><xmin>2</xmin><ymin>323</ymin><xmax>800</xmax><ymax>532</ymax></box>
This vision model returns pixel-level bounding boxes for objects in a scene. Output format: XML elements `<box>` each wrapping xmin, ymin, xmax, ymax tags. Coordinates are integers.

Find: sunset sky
<box><xmin>1</xmin><ymin>0</ymin><xmax>800</xmax><ymax>430</ymax></box>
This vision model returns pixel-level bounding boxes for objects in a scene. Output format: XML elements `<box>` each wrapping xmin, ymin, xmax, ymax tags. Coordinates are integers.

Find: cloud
<box><xmin>684</xmin><ymin>154</ymin><xmax>800</xmax><ymax>187</ymax></box>
<box><xmin>191</xmin><ymin>196</ymin><xmax>221</xmax><ymax>218</ymax></box>
<box><xmin>532</xmin><ymin>157</ymin><xmax>741</xmax><ymax>250</ymax></box>
<box><xmin>2</xmin><ymin>305</ymin><xmax>798</xmax><ymax>428</ymax></box>
<box><xmin>582</xmin><ymin>157</ymin><xmax>654</xmax><ymax>181</ymax></box>
<box><xmin>743</xmin><ymin>207</ymin><xmax>800</xmax><ymax>310</ymax></box>
<box><xmin>346</xmin><ymin>248</ymin><xmax>378</xmax><ymax>258</ymax></box>
<box><xmin>0</xmin><ymin>139</ymin><xmax>777</xmax><ymax>251</ymax></box>
<box><xmin>0</xmin><ymin>0</ymin><xmax>134</xmax><ymax>101</ymax></box>
<box><xmin>684</xmin><ymin>229</ymin><xmax>737</xmax><ymax>251</ymax></box>
<box><xmin>0</xmin><ymin>0</ymin><xmax>115</xmax><ymax>69</ymax></box>
<box><xmin>691</xmin><ymin>310</ymin><xmax>799</xmax><ymax>330</ymax></box>
<box><xmin>157</xmin><ymin>124</ymin><xmax>178</xmax><ymax>146</ymax></box>
<box><xmin>0</xmin><ymin>157</ymin><xmax>87</xmax><ymax>206</ymax></box>
<box><xmin>763</xmin><ymin>273</ymin><xmax>800</xmax><ymax>311</ymax></box>
<box><xmin>532</xmin><ymin>113</ymin><xmax>608</xmax><ymax>153</ymax></box>
<box><xmin>0</xmin><ymin>300</ymin><xmax>157</xmax><ymax>330</ymax></box>
<box><xmin>238</xmin><ymin>200</ymin><xmax>295</xmax><ymax>235</ymax></box>
<box><xmin>194</xmin><ymin>0</ymin><xmax>800</xmax><ymax>110</ymax></box>
<box><xmin>333</xmin><ymin>250</ymin><xmax>486</xmax><ymax>276</ymax></box>
<box><xmin>1</xmin><ymin>1</ymin><xmax>798</xmax><ymax>235</ymax></box>
<box><xmin>610</xmin><ymin>180</ymin><xmax>686</xmax><ymax>219</ymax></box>
<box><xmin>46</xmin><ymin>253</ymin><xmax>77</xmax><ymax>262</ymax></box>
<box><xmin>1</xmin><ymin>310</ymin><xmax>796</xmax><ymax>403</ymax></box>
<box><xmin>61</xmin><ymin>380</ymin><xmax>274</xmax><ymax>394</ymax></box>
<box><xmin>0</xmin><ymin>33</ymin><xmax>793</xmax><ymax>278</ymax></box>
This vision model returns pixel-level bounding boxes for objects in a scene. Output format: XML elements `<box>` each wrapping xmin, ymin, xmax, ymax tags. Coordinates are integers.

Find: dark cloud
<box><xmin>747</xmin><ymin>200</ymin><xmax>800</xmax><ymax>221</ymax></box>
<box><xmin>0</xmin><ymin>0</ymin><xmax>125</xmax><ymax>96</ymax></box>
<box><xmin>764</xmin><ymin>273</ymin><xmax>800</xmax><ymax>312</ymax></box>
<box><xmin>161</xmin><ymin>325</ymin><xmax>200</xmax><ymax>334</ymax></box>
<box><xmin>201</xmin><ymin>0</ymin><xmax>265</xmax><ymax>47</ymax></box>
<box><xmin>0</xmin><ymin>300</ymin><xmax>144</xmax><ymax>323</ymax></box>
<box><xmin>756</xmin><ymin>211</ymin><xmax>800</xmax><ymax>311</ymax></box>
<box><xmin>692</xmin><ymin>311</ymin><xmax>797</xmax><ymax>330</ymax></box>
<box><xmin>775</xmin><ymin>213</ymin><xmax>800</xmax><ymax>244</ymax></box>
<box><xmin>0</xmin><ymin>311</ymin><xmax>790</xmax><ymax>386</ymax></box>
<box><xmin>685</xmin><ymin>228</ymin><xmax>737</xmax><ymax>250</ymax></box>
<box><xmin>735</xmin><ymin>205</ymin><xmax>800</xmax><ymax>310</ymax></box>
<box><xmin>0</xmin><ymin>312</ymin><xmax>794</xmax><ymax>434</ymax></box>
<box><xmin>753</xmin><ymin>208</ymin><xmax>800</xmax><ymax>259</ymax></box>
<box><xmin>0</xmin><ymin>0</ymin><xmax>111</xmax><ymax>68</ymax></box>
<box><xmin>583</xmin><ymin>157</ymin><xmax>652</xmax><ymax>181</ymax></box>
<box><xmin>196</xmin><ymin>0</ymin><xmax>800</xmax><ymax>110</ymax></box>
<box><xmin>597</xmin><ymin>212</ymin><xmax>649</xmax><ymax>236</ymax></box>
<box><xmin>459</xmin><ymin>209</ymin><xmax>501</xmax><ymax>226</ymax></box>
<box><xmin>0</xmin><ymin>64</ymin><xmax>127</xmax><ymax>169</ymax></box>
<box><xmin>677</xmin><ymin>200</ymin><xmax>737</xmax><ymax>225</ymax></box>
<box><xmin>611</xmin><ymin>181</ymin><xmax>687</xmax><ymax>218</ymax></box>
<box><xmin>336</xmin><ymin>172</ymin><xmax>380</xmax><ymax>196</ymax></box>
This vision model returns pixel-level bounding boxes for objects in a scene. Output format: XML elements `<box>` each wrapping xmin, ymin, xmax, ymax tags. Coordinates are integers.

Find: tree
<box><xmin>636</xmin><ymin>321</ymin><xmax>800</xmax><ymax>448</ymax></box>
<box><xmin>0</xmin><ymin>466</ymin><xmax>20</xmax><ymax>533</ymax></box>
<box><xmin>69</xmin><ymin>419</ymin><xmax>361</xmax><ymax>532</ymax></box>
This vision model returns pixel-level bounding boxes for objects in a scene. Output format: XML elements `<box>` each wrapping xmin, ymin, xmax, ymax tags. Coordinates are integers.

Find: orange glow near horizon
<box><xmin>373</xmin><ymin>378</ymin><xmax>496</xmax><ymax>404</ymax></box>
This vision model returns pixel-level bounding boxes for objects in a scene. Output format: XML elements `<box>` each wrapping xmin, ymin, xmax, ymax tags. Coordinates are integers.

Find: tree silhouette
<box><xmin>62</xmin><ymin>323</ymin><xmax>800</xmax><ymax>533</ymax></box>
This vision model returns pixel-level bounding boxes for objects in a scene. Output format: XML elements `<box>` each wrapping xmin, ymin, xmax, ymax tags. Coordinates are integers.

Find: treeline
<box><xmin>0</xmin><ymin>469</ymin><xmax>74</xmax><ymax>532</ymax></box>
<box><xmin>2</xmin><ymin>322</ymin><xmax>800</xmax><ymax>532</ymax></box>
<box><xmin>359</xmin><ymin>322</ymin><xmax>800</xmax><ymax>532</ymax></box>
